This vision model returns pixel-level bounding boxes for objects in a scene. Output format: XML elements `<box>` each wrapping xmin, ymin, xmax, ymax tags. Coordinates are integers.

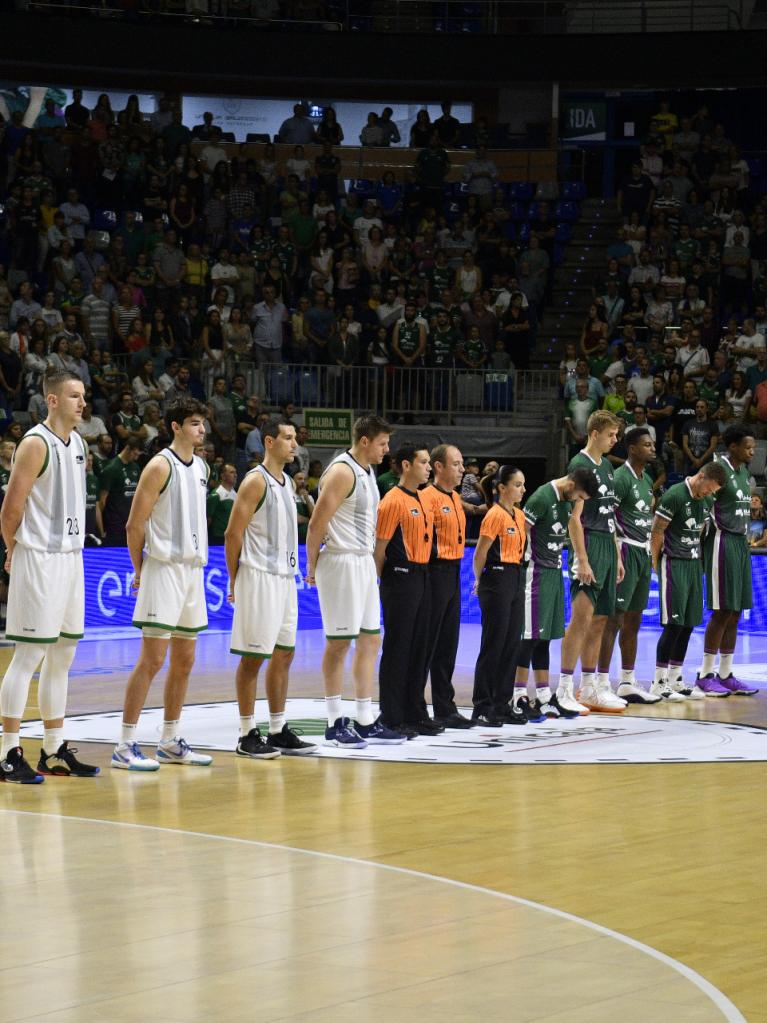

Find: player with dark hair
<box><xmin>514</xmin><ymin>466</ymin><xmax>599</xmax><ymax>719</ymax></box>
<box><xmin>596</xmin><ymin>427</ymin><xmax>662</xmax><ymax>704</ymax></box>
<box><xmin>696</xmin><ymin>425</ymin><xmax>759</xmax><ymax>696</ymax></box>
<box><xmin>112</xmin><ymin>396</ymin><xmax>213</xmax><ymax>771</ymax></box>
<box><xmin>651</xmin><ymin>460</ymin><xmax>726</xmax><ymax>699</ymax></box>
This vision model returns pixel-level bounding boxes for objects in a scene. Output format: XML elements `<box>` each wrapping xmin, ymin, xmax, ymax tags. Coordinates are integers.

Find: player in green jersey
<box><xmin>596</xmin><ymin>427</ymin><xmax>662</xmax><ymax>704</ymax></box>
<box><xmin>556</xmin><ymin>410</ymin><xmax>626</xmax><ymax>715</ymax></box>
<box><xmin>514</xmin><ymin>467</ymin><xmax>598</xmax><ymax>720</ymax></box>
<box><xmin>650</xmin><ymin>461</ymin><xmax>726</xmax><ymax>700</ymax></box>
<box><xmin>697</xmin><ymin>425</ymin><xmax>759</xmax><ymax>695</ymax></box>
<box><xmin>392</xmin><ymin>302</ymin><xmax>426</xmax><ymax>367</ymax></box>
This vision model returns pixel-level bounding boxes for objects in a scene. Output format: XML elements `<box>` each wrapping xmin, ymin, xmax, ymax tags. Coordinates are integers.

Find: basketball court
<box><xmin>2</xmin><ymin>625</ymin><xmax>765</xmax><ymax>1022</ymax></box>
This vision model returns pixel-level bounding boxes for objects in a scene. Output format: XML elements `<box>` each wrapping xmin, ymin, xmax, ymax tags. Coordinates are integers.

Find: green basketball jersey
<box><xmin>656</xmin><ymin>480</ymin><xmax>711</xmax><ymax>559</ymax></box>
<box><xmin>430</xmin><ymin>326</ymin><xmax>459</xmax><ymax>367</ymax></box>
<box><xmin>567</xmin><ymin>450</ymin><xmax>616</xmax><ymax>534</ymax></box>
<box><xmin>709</xmin><ymin>453</ymin><xmax>750</xmax><ymax>536</ymax></box>
<box><xmin>397</xmin><ymin>319</ymin><xmax>422</xmax><ymax>356</ymax></box>
<box><xmin>523</xmin><ymin>481</ymin><xmax>572</xmax><ymax>570</ymax></box>
<box><xmin>614</xmin><ymin>462</ymin><xmax>654</xmax><ymax>545</ymax></box>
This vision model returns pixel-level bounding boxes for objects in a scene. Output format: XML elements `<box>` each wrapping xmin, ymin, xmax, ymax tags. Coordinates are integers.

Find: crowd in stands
<box><xmin>0</xmin><ymin>92</ymin><xmax>557</xmax><ymax>545</ymax></box>
<box><xmin>563</xmin><ymin>99</ymin><xmax>767</xmax><ymax>486</ymax></box>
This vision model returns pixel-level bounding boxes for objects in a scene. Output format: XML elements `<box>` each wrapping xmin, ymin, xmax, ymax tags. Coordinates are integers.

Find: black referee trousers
<box><xmin>379</xmin><ymin>562</ymin><xmax>432</xmax><ymax>726</ymax></box>
<box><xmin>422</xmin><ymin>559</ymin><xmax>462</xmax><ymax>719</ymax></box>
<box><xmin>472</xmin><ymin>564</ymin><xmax>524</xmax><ymax>716</ymax></box>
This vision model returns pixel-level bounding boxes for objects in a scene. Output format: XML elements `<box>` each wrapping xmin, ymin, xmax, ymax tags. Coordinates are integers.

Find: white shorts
<box><xmin>230</xmin><ymin>566</ymin><xmax>297</xmax><ymax>657</ymax></box>
<box><xmin>6</xmin><ymin>545</ymin><xmax>84</xmax><ymax>644</ymax></box>
<box><xmin>133</xmin><ymin>557</ymin><xmax>207</xmax><ymax>639</ymax></box>
<box><xmin>315</xmin><ymin>551</ymin><xmax>380</xmax><ymax>640</ymax></box>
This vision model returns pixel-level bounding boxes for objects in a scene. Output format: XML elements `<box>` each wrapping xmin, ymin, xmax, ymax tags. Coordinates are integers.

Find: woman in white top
<box><xmin>132</xmin><ymin>357</ymin><xmax>165</xmax><ymax>415</ymax></box>
<box><xmin>286</xmin><ymin>144</ymin><xmax>311</xmax><ymax>184</ymax></box>
<box><xmin>223</xmin><ymin>306</ymin><xmax>253</xmax><ymax>362</ymax></box>
<box><xmin>725</xmin><ymin>371</ymin><xmax>751</xmax><ymax>420</ymax></box>
<box><xmin>310</xmin><ymin>229</ymin><xmax>335</xmax><ymax>294</ymax></box>
<box><xmin>558</xmin><ymin>341</ymin><xmax>578</xmax><ymax>389</ymax></box>
<box><xmin>39</xmin><ymin>291</ymin><xmax>64</xmax><ymax>336</ymax></box>
<box><xmin>456</xmin><ymin>249</ymin><xmax>482</xmax><ymax>300</ymax></box>
<box><xmin>47</xmin><ymin>336</ymin><xmax>78</xmax><ymax>374</ymax></box>
<box><xmin>659</xmin><ymin>258</ymin><xmax>686</xmax><ymax>305</ymax></box>
<box><xmin>361</xmin><ymin>226</ymin><xmax>388</xmax><ymax>285</ymax></box>
<box><xmin>624</xmin><ymin>211</ymin><xmax>647</xmax><ymax>257</ymax></box>
<box><xmin>23</xmin><ymin>335</ymin><xmax>48</xmax><ymax>401</ymax></box>
<box><xmin>312</xmin><ymin>189</ymin><xmax>335</xmax><ymax>223</ymax></box>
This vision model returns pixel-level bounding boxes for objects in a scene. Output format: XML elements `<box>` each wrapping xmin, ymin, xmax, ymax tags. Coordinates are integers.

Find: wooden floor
<box><xmin>2</xmin><ymin>637</ymin><xmax>766</xmax><ymax>1022</ymax></box>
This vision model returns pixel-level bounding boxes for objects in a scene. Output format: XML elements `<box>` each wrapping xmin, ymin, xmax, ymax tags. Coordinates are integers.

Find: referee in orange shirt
<box><xmin>472</xmin><ymin>465</ymin><xmax>528</xmax><ymax>727</ymax></box>
<box><xmin>421</xmin><ymin>444</ymin><xmax>474</xmax><ymax>729</ymax></box>
<box><xmin>374</xmin><ymin>444</ymin><xmax>437</xmax><ymax>738</ymax></box>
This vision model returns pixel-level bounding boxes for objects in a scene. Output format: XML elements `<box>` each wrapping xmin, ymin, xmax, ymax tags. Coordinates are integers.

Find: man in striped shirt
<box><xmin>374</xmin><ymin>444</ymin><xmax>437</xmax><ymax>738</ymax></box>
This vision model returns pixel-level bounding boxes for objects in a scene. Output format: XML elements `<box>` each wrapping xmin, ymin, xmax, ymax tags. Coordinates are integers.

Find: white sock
<box><xmin>43</xmin><ymin>727</ymin><xmax>64</xmax><ymax>755</ymax></box>
<box><xmin>719</xmin><ymin>652</ymin><xmax>734</xmax><ymax>678</ymax></box>
<box><xmin>325</xmin><ymin>694</ymin><xmax>343</xmax><ymax>725</ymax></box>
<box><xmin>620</xmin><ymin>668</ymin><xmax>635</xmax><ymax>685</ymax></box>
<box><xmin>580</xmin><ymin>671</ymin><xmax>595</xmax><ymax>692</ymax></box>
<box><xmin>512</xmin><ymin>687</ymin><xmax>526</xmax><ymax>707</ymax></box>
<box><xmin>269</xmin><ymin>712</ymin><xmax>286</xmax><ymax>735</ymax></box>
<box><xmin>120</xmin><ymin>722</ymin><xmax>137</xmax><ymax>746</ymax></box>
<box><xmin>355</xmin><ymin>697</ymin><xmax>374</xmax><ymax>726</ymax></box>
<box><xmin>1</xmin><ymin>731</ymin><xmax>20</xmax><ymax>758</ymax></box>
<box><xmin>700</xmin><ymin>652</ymin><xmax>717</xmax><ymax>677</ymax></box>
<box><xmin>596</xmin><ymin>671</ymin><xmax>610</xmax><ymax>690</ymax></box>
<box><xmin>557</xmin><ymin>673</ymin><xmax>573</xmax><ymax>693</ymax></box>
<box><xmin>537</xmin><ymin>685</ymin><xmax>552</xmax><ymax>703</ymax></box>
<box><xmin>240</xmin><ymin>715</ymin><xmax>255</xmax><ymax>737</ymax></box>
<box><xmin>161</xmin><ymin>720</ymin><xmax>179</xmax><ymax>743</ymax></box>
<box><xmin>654</xmin><ymin>666</ymin><xmax>668</xmax><ymax>684</ymax></box>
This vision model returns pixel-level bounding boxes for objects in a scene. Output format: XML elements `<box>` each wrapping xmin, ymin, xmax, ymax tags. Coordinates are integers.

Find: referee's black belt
<box><xmin>430</xmin><ymin>558</ymin><xmax>463</xmax><ymax>569</ymax></box>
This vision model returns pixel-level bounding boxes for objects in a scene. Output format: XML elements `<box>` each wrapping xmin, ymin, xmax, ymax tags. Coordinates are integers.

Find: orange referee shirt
<box><xmin>377</xmin><ymin>485</ymin><xmax>434</xmax><ymax>566</ymax></box>
<box><xmin>421</xmin><ymin>483</ymin><xmax>466</xmax><ymax>561</ymax></box>
<box><xmin>479</xmin><ymin>503</ymin><xmax>526</xmax><ymax>566</ymax></box>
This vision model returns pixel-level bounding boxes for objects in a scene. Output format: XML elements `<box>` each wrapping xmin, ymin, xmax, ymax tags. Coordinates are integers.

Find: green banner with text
<box><xmin>304</xmin><ymin>409</ymin><xmax>353</xmax><ymax>446</ymax></box>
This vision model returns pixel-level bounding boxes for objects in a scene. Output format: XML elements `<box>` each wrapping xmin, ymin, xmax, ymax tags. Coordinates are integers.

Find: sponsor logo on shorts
<box><xmin>393</xmin><ymin>567</ymin><xmax>409</xmax><ymax>573</ymax></box>
<box><xmin>22</xmin><ymin>627</ymin><xmax>36</xmax><ymax>633</ymax></box>
<box><xmin>335</xmin><ymin>626</ymin><xmax>349</xmax><ymax>631</ymax></box>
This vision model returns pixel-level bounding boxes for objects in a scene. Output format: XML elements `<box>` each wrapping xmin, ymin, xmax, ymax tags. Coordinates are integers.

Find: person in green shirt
<box><xmin>557</xmin><ymin>410</ymin><xmax>625</xmax><ymax>715</ymax></box>
<box><xmin>84</xmin><ymin>452</ymin><xmax>105</xmax><ymax>543</ymax></box>
<box><xmin>698</xmin><ymin>426</ymin><xmax>759</xmax><ymax>696</ymax></box>
<box><xmin>651</xmin><ymin>460</ymin><xmax>725</xmax><ymax>700</ymax></box>
<box><xmin>207</xmin><ymin>463</ymin><xmax>236</xmax><ymax>545</ymax></box>
<box><xmin>596</xmin><ymin>427</ymin><xmax>661</xmax><ymax>705</ymax></box>
<box><xmin>428</xmin><ymin>310</ymin><xmax>460</xmax><ymax>369</ymax></box>
<box><xmin>290</xmin><ymin>199</ymin><xmax>319</xmax><ymax>256</ymax></box>
<box><xmin>376</xmin><ymin>463</ymin><xmax>400</xmax><ymax>497</ymax></box>
<box><xmin>415</xmin><ymin>133</ymin><xmax>451</xmax><ymax>211</ymax></box>
<box><xmin>603</xmin><ymin>374</ymin><xmax>628</xmax><ymax>415</ymax></box>
<box><xmin>92</xmin><ymin>433</ymin><xmax>114</xmax><ymax>480</ymax></box>
<box><xmin>98</xmin><ymin>439</ymin><xmax>142</xmax><ymax>546</ymax></box>
<box><xmin>588</xmin><ymin>337</ymin><xmax>612</xmax><ymax>380</ymax></box>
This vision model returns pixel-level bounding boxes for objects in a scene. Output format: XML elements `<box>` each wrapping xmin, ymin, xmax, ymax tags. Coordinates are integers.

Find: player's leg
<box><xmin>264</xmin><ymin>582</ymin><xmax>317</xmax><ymax>755</ymax></box>
<box><xmin>235</xmin><ymin>654</ymin><xmax>281</xmax><ymax>759</ymax></box>
<box><xmin>36</xmin><ymin>638</ymin><xmax>99</xmax><ymax>777</ymax></box>
<box><xmin>615</xmin><ymin>610</ymin><xmax>660</xmax><ymax>703</ymax></box>
<box><xmin>652</xmin><ymin>624</ymin><xmax>686</xmax><ymax>702</ymax></box>
<box><xmin>156</xmin><ymin>635</ymin><xmax>212</xmax><ymax>766</ymax></box>
<box><xmin>557</xmin><ymin>590</ymin><xmax>595</xmax><ymax>714</ymax></box>
<box><xmin>112</xmin><ymin>634</ymin><xmax>170</xmax><ymax>770</ymax></box>
<box><xmin>716</xmin><ymin>610</ymin><xmax>757</xmax><ymax>693</ymax></box>
<box><xmin>0</xmin><ymin>642</ymin><xmax>47</xmax><ymax>783</ymax></box>
<box><xmin>598</xmin><ymin>612</ymin><xmax>622</xmax><ymax>678</ymax></box>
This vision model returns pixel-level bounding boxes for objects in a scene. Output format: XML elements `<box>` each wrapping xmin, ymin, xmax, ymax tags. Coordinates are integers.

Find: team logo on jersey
<box><xmin>442</xmin><ymin>505</ymin><xmax>451</xmax><ymax>514</ymax></box>
<box><xmin>410</xmin><ymin>508</ymin><xmax>420</xmax><ymax>516</ymax></box>
<box><xmin>506</xmin><ymin>527</ymin><xmax>516</xmax><ymax>535</ymax></box>
<box><xmin>684</xmin><ymin>517</ymin><xmax>698</xmax><ymax>530</ymax></box>
<box><xmin>76</xmin><ymin>453</ymin><xmax>84</xmax><ymax>463</ymax></box>
<box><xmin>598</xmin><ymin>483</ymin><xmax>609</xmax><ymax>496</ymax></box>
<box><xmin>551</xmin><ymin>522</ymin><xmax>566</xmax><ymax>534</ymax></box>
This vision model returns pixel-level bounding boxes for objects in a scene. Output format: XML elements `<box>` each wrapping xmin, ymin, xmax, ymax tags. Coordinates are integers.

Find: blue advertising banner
<box><xmin>83</xmin><ymin>546</ymin><xmax>767</xmax><ymax>634</ymax></box>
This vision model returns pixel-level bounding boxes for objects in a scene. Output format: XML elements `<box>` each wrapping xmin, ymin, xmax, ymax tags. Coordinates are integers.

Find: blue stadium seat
<box><xmin>517</xmin><ymin>223</ymin><xmax>531</xmax><ymax>244</ymax></box>
<box><xmin>507</xmin><ymin>181</ymin><xmax>534</xmax><ymax>201</ymax></box>
<box><xmin>502</xmin><ymin>221</ymin><xmax>516</xmax><ymax>241</ymax></box>
<box><xmin>554</xmin><ymin>222</ymin><xmax>572</xmax><ymax>242</ymax></box>
<box><xmin>508</xmin><ymin>202</ymin><xmax>528</xmax><ymax>222</ymax></box>
<box><xmin>553</xmin><ymin>243</ymin><xmax>565</xmax><ymax>266</ymax></box>
<box><xmin>554</xmin><ymin>200</ymin><xmax>579</xmax><ymax>221</ymax></box>
<box><xmin>266</xmin><ymin>367</ymin><xmax>294</xmax><ymax>405</ymax></box>
<box><xmin>527</xmin><ymin>201</ymin><xmax>541</xmax><ymax>221</ymax></box>
<box><xmin>561</xmin><ymin>182</ymin><xmax>587</xmax><ymax>201</ymax></box>
<box><xmin>350</xmin><ymin>179</ymin><xmax>375</xmax><ymax>199</ymax></box>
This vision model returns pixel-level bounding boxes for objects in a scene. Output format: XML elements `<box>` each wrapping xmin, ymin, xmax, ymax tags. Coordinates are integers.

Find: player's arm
<box><xmin>224</xmin><ymin>471</ymin><xmax>265</xmax><ymax>603</ymax></box>
<box><xmin>125</xmin><ymin>456</ymin><xmax>168</xmax><ymax>589</ymax></box>
<box><xmin>95</xmin><ymin>500</ymin><xmax>104</xmax><ymax>538</ymax></box>
<box><xmin>0</xmin><ymin>435</ymin><xmax>47</xmax><ymax>569</ymax></box>
<box><xmin>567</xmin><ymin>499</ymin><xmax>594</xmax><ymax>584</ymax></box>
<box><xmin>650</xmin><ymin>512</ymin><xmax>671</xmax><ymax>572</ymax></box>
<box><xmin>304</xmin><ymin>463</ymin><xmax>354</xmax><ymax>584</ymax></box>
<box><xmin>472</xmin><ymin>534</ymin><xmax>492</xmax><ymax>594</ymax></box>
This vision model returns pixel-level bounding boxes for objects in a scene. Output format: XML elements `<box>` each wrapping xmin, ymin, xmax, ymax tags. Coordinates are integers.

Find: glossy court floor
<box><xmin>2</xmin><ymin>624</ymin><xmax>767</xmax><ymax>1023</ymax></box>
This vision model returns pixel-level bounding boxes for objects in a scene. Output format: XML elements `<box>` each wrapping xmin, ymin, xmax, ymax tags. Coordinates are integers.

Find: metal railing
<box><xmin>22</xmin><ymin>0</ymin><xmax>748</xmax><ymax>33</ymax></box>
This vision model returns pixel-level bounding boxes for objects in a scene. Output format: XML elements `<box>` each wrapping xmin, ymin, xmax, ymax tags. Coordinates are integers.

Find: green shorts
<box><xmin>659</xmin><ymin>555</ymin><xmax>703</xmax><ymax>628</ymax></box>
<box><xmin>522</xmin><ymin>563</ymin><xmax>564</xmax><ymax>641</ymax></box>
<box><xmin>704</xmin><ymin>529</ymin><xmax>752</xmax><ymax>612</ymax></box>
<box><xmin>616</xmin><ymin>542</ymin><xmax>652</xmax><ymax>614</ymax></box>
<box><xmin>570</xmin><ymin>530</ymin><xmax>616</xmax><ymax>616</ymax></box>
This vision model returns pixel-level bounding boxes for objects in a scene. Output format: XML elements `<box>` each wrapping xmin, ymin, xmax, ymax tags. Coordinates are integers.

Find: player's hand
<box><xmin>576</xmin><ymin>560</ymin><xmax>595</xmax><ymax>585</ymax></box>
<box><xmin>131</xmin><ymin>570</ymin><xmax>141</xmax><ymax>593</ymax></box>
<box><xmin>227</xmin><ymin>590</ymin><xmax>235</xmax><ymax>604</ymax></box>
<box><xmin>616</xmin><ymin>559</ymin><xmax>625</xmax><ymax>584</ymax></box>
<box><xmin>652</xmin><ymin>559</ymin><xmax>659</xmax><ymax>574</ymax></box>
<box><xmin>304</xmin><ymin>571</ymin><xmax>315</xmax><ymax>586</ymax></box>
<box><xmin>471</xmin><ymin>580</ymin><xmax>479</xmax><ymax>595</ymax></box>
<box><xmin>4</xmin><ymin>551</ymin><xmax>11</xmax><ymax>573</ymax></box>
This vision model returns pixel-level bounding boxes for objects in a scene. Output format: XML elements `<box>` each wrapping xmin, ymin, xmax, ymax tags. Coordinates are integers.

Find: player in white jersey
<box><xmin>306</xmin><ymin>413</ymin><xmax>404</xmax><ymax>748</ymax></box>
<box><xmin>0</xmin><ymin>370</ymin><xmax>98</xmax><ymax>783</ymax></box>
<box><xmin>112</xmin><ymin>397</ymin><xmax>213</xmax><ymax>771</ymax></box>
<box><xmin>225</xmin><ymin>418</ymin><xmax>316</xmax><ymax>759</ymax></box>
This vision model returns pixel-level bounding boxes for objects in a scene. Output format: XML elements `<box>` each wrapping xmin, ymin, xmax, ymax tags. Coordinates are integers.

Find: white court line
<box><xmin>1</xmin><ymin>808</ymin><xmax>746</xmax><ymax>1023</ymax></box>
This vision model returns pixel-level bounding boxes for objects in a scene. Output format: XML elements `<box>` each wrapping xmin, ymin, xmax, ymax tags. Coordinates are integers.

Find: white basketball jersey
<box><xmin>144</xmin><ymin>449</ymin><xmax>209</xmax><ymax>566</ymax></box>
<box><xmin>320</xmin><ymin>451</ymin><xmax>379</xmax><ymax>554</ymax></box>
<box><xmin>15</xmin><ymin>423</ymin><xmax>87</xmax><ymax>554</ymax></box>
<box><xmin>240</xmin><ymin>465</ymin><xmax>298</xmax><ymax>577</ymax></box>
